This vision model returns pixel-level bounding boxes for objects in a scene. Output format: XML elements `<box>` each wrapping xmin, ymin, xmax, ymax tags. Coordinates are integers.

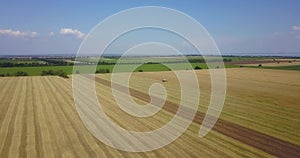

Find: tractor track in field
<box><xmin>86</xmin><ymin>75</ymin><xmax>300</xmax><ymax>158</ymax></box>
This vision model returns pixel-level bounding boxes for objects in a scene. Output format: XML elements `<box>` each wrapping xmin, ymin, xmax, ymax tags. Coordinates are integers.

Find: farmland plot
<box><xmin>0</xmin><ymin>68</ymin><xmax>299</xmax><ymax>157</ymax></box>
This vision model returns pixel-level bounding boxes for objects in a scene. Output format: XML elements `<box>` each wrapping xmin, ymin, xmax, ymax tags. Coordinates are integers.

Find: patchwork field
<box><xmin>0</xmin><ymin>68</ymin><xmax>299</xmax><ymax>157</ymax></box>
<box><xmin>236</xmin><ymin>58</ymin><xmax>300</xmax><ymax>67</ymax></box>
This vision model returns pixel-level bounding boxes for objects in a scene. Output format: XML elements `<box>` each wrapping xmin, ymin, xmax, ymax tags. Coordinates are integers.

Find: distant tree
<box><xmin>147</xmin><ymin>62</ymin><xmax>159</xmax><ymax>64</ymax></box>
<box><xmin>15</xmin><ymin>71</ymin><xmax>28</xmax><ymax>76</ymax></box>
<box><xmin>55</xmin><ymin>70</ymin><xmax>69</xmax><ymax>78</ymax></box>
<box><xmin>49</xmin><ymin>70</ymin><xmax>55</xmax><ymax>75</ymax></box>
<box><xmin>41</xmin><ymin>70</ymin><xmax>48</xmax><ymax>76</ymax></box>
<box><xmin>194</xmin><ymin>65</ymin><xmax>202</xmax><ymax>70</ymax></box>
<box><xmin>41</xmin><ymin>70</ymin><xmax>55</xmax><ymax>76</ymax></box>
<box><xmin>96</xmin><ymin>69</ymin><xmax>107</xmax><ymax>73</ymax></box>
<box><xmin>138</xmin><ymin>69</ymin><xmax>143</xmax><ymax>72</ymax></box>
<box><xmin>188</xmin><ymin>59</ymin><xmax>205</xmax><ymax>63</ymax></box>
<box><xmin>40</xmin><ymin>69</ymin><xmax>68</xmax><ymax>78</ymax></box>
<box><xmin>223</xmin><ymin>58</ymin><xmax>232</xmax><ymax>62</ymax></box>
<box><xmin>39</xmin><ymin>59</ymin><xmax>68</xmax><ymax>66</ymax></box>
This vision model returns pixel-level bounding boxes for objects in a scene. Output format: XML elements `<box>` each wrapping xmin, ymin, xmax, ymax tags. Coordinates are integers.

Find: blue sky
<box><xmin>0</xmin><ymin>0</ymin><xmax>300</xmax><ymax>55</ymax></box>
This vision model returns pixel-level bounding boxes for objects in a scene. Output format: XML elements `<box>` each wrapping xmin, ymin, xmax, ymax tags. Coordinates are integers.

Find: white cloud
<box><xmin>49</xmin><ymin>32</ymin><xmax>54</xmax><ymax>36</ymax></box>
<box><xmin>59</xmin><ymin>28</ymin><xmax>85</xmax><ymax>39</ymax></box>
<box><xmin>292</xmin><ymin>26</ymin><xmax>300</xmax><ymax>31</ymax></box>
<box><xmin>0</xmin><ymin>29</ymin><xmax>38</xmax><ymax>38</ymax></box>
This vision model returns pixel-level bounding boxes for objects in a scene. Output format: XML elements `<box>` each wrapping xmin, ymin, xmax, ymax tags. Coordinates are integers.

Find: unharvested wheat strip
<box><xmin>0</xmin><ymin>78</ymin><xmax>23</xmax><ymax>157</ymax></box>
<box><xmin>8</xmin><ymin>77</ymin><xmax>27</xmax><ymax>158</ymax></box>
<box><xmin>34</xmin><ymin>77</ymin><xmax>55</xmax><ymax>158</ymax></box>
<box><xmin>49</xmin><ymin>77</ymin><xmax>107</xmax><ymax>157</ymax></box>
<box><xmin>25</xmin><ymin>77</ymin><xmax>37</xmax><ymax>158</ymax></box>
<box><xmin>46</xmin><ymin>77</ymin><xmax>96</xmax><ymax>158</ymax></box>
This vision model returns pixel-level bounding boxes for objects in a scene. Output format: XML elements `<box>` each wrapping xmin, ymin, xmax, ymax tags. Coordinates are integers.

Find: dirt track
<box><xmin>90</xmin><ymin>75</ymin><xmax>300</xmax><ymax>158</ymax></box>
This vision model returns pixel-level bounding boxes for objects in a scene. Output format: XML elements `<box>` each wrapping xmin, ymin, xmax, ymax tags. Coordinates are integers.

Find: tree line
<box><xmin>0</xmin><ymin>59</ymin><xmax>74</xmax><ymax>67</ymax></box>
<box><xmin>0</xmin><ymin>71</ymin><xmax>28</xmax><ymax>77</ymax></box>
<box><xmin>0</xmin><ymin>58</ymin><xmax>233</xmax><ymax>68</ymax></box>
<box><xmin>0</xmin><ymin>70</ymin><xmax>69</xmax><ymax>78</ymax></box>
<box><xmin>41</xmin><ymin>70</ymin><xmax>69</xmax><ymax>78</ymax></box>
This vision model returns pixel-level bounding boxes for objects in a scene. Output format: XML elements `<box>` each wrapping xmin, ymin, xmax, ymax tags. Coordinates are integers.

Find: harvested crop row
<box><xmin>91</xmin><ymin>69</ymin><xmax>300</xmax><ymax>157</ymax></box>
<box><xmin>0</xmin><ymin>68</ymin><xmax>299</xmax><ymax>157</ymax></box>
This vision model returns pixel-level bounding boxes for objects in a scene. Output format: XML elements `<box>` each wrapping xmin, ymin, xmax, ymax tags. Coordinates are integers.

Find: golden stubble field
<box><xmin>0</xmin><ymin>68</ymin><xmax>299</xmax><ymax>158</ymax></box>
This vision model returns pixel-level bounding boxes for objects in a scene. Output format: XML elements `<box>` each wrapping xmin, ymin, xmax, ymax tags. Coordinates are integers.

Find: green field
<box><xmin>0</xmin><ymin>56</ymin><xmax>286</xmax><ymax>77</ymax></box>
<box><xmin>262</xmin><ymin>65</ymin><xmax>300</xmax><ymax>71</ymax></box>
<box><xmin>244</xmin><ymin>65</ymin><xmax>300</xmax><ymax>71</ymax></box>
<box><xmin>0</xmin><ymin>66</ymin><xmax>73</xmax><ymax>76</ymax></box>
<box><xmin>0</xmin><ymin>63</ymin><xmax>238</xmax><ymax>76</ymax></box>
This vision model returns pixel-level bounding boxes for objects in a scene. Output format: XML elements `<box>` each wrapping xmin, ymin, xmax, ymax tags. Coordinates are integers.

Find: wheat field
<box><xmin>0</xmin><ymin>68</ymin><xmax>299</xmax><ymax>157</ymax></box>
